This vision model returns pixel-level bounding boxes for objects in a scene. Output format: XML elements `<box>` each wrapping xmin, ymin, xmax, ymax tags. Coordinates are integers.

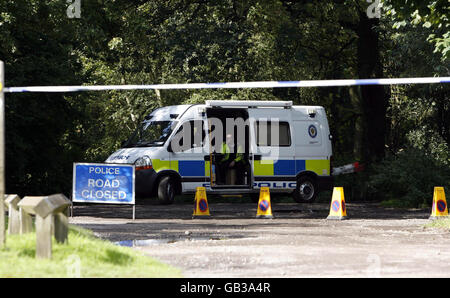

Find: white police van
<box><xmin>105</xmin><ymin>100</ymin><xmax>333</xmax><ymax>204</ymax></box>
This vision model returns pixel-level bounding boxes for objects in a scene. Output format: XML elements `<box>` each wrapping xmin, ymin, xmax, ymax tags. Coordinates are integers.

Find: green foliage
<box><xmin>384</xmin><ymin>0</ymin><xmax>450</xmax><ymax>60</ymax></box>
<box><xmin>1</xmin><ymin>0</ymin><xmax>86</xmax><ymax>196</ymax></box>
<box><xmin>406</xmin><ymin>126</ymin><xmax>450</xmax><ymax>166</ymax></box>
<box><xmin>368</xmin><ymin>148</ymin><xmax>450</xmax><ymax>208</ymax></box>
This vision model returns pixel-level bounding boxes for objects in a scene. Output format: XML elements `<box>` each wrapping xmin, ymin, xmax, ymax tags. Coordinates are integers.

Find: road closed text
<box><xmin>81</xmin><ymin>167</ymin><xmax>127</xmax><ymax>199</ymax></box>
<box><xmin>81</xmin><ymin>177</ymin><xmax>126</xmax><ymax>200</ymax></box>
<box><xmin>73</xmin><ymin>163</ymin><xmax>135</xmax><ymax>204</ymax></box>
<box><xmin>81</xmin><ymin>188</ymin><xmax>127</xmax><ymax>200</ymax></box>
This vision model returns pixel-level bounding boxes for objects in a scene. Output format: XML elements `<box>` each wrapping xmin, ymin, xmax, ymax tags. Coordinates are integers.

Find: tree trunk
<box><xmin>356</xmin><ymin>12</ymin><xmax>387</xmax><ymax>163</ymax></box>
<box><xmin>349</xmin><ymin>86</ymin><xmax>364</xmax><ymax>161</ymax></box>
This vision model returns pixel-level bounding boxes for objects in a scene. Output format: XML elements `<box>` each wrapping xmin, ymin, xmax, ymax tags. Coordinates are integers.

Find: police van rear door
<box><xmin>249</xmin><ymin>108</ymin><xmax>296</xmax><ymax>191</ymax></box>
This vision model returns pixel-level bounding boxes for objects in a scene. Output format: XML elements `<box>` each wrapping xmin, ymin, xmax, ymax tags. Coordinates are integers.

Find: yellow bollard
<box><xmin>327</xmin><ymin>187</ymin><xmax>348</xmax><ymax>220</ymax></box>
<box><xmin>256</xmin><ymin>187</ymin><xmax>274</xmax><ymax>219</ymax></box>
<box><xmin>192</xmin><ymin>187</ymin><xmax>211</xmax><ymax>218</ymax></box>
<box><xmin>429</xmin><ymin>187</ymin><xmax>448</xmax><ymax>220</ymax></box>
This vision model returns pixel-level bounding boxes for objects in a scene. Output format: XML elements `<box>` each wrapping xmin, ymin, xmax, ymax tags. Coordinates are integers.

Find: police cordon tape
<box><xmin>3</xmin><ymin>77</ymin><xmax>450</xmax><ymax>93</ymax></box>
<box><xmin>332</xmin><ymin>162</ymin><xmax>365</xmax><ymax>176</ymax></box>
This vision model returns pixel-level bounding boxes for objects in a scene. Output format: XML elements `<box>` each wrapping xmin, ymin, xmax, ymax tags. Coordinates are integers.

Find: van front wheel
<box><xmin>157</xmin><ymin>176</ymin><xmax>176</xmax><ymax>205</ymax></box>
<box><xmin>292</xmin><ymin>176</ymin><xmax>318</xmax><ymax>203</ymax></box>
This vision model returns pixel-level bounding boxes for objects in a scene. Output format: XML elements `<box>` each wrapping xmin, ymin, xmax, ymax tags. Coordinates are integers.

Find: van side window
<box><xmin>192</xmin><ymin>120</ymin><xmax>206</xmax><ymax>147</ymax></box>
<box><xmin>173</xmin><ymin>120</ymin><xmax>206</xmax><ymax>150</ymax></box>
<box><xmin>256</xmin><ymin>121</ymin><xmax>291</xmax><ymax>146</ymax></box>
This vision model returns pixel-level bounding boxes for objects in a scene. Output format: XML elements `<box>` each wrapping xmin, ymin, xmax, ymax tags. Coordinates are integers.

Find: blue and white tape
<box><xmin>3</xmin><ymin>77</ymin><xmax>450</xmax><ymax>93</ymax></box>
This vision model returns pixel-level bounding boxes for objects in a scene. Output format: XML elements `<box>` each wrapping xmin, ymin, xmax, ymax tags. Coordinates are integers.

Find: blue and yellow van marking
<box><xmin>178</xmin><ymin>160</ymin><xmax>205</xmax><ymax>176</ymax></box>
<box><xmin>153</xmin><ymin>159</ymin><xmax>210</xmax><ymax>177</ymax></box>
<box><xmin>255</xmin><ymin>159</ymin><xmax>330</xmax><ymax>176</ymax></box>
<box><xmin>153</xmin><ymin>159</ymin><xmax>330</xmax><ymax>177</ymax></box>
<box><xmin>152</xmin><ymin>159</ymin><xmax>176</xmax><ymax>172</ymax></box>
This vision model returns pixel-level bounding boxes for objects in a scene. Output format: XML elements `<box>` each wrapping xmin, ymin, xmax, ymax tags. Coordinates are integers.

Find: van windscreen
<box><xmin>123</xmin><ymin>121</ymin><xmax>176</xmax><ymax>147</ymax></box>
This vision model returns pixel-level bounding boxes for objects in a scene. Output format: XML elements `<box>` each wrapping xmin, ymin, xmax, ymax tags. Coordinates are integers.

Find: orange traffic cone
<box><xmin>327</xmin><ymin>187</ymin><xmax>347</xmax><ymax>220</ymax></box>
<box><xmin>192</xmin><ymin>187</ymin><xmax>211</xmax><ymax>218</ymax></box>
<box><xmin>429</xmin><ymin>187</ymin><xmax>448</xmax><ymax>220</ymax></box>
<box><xmin>256</xmin><ymin>187</ymin><xmax>274</xmax><ymax>219</ymax></box>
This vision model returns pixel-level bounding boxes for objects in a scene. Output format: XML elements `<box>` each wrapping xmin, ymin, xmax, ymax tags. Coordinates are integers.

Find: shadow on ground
<box><xmin>72</xmin><ymin>199</ymin><xmax>430</xmax><ymax>221</ymax></box>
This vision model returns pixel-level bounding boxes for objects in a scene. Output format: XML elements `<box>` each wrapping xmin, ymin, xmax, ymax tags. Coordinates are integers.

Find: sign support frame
<box><xmin>72</xmin><ymin>162</ymin><xmax>136</xmax><ymax>220</ymax></box>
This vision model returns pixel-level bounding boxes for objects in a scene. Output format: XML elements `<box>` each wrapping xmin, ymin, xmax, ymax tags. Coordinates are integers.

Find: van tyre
<box><xmin>157</xmin><ymin>176</ymin><xmax>176</xmax><ymax>205</ymax></box>
<box><xmin>293</xmin><ymin>176</ymin><xmax>318</xmax><ymax>203</ymax></box>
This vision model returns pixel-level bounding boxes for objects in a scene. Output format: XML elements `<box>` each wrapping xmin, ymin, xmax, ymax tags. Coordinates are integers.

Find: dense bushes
<box><xmin>367</xmin><ymin>148</ymin><xmax>450</xmax><ymax>208</ymax></box>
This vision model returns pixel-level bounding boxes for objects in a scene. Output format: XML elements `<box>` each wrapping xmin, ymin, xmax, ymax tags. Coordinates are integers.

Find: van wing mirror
<box><xmin>167</xmin><ymin>141</ymin><xmax>173</xmax><ymax>153</ymax></box>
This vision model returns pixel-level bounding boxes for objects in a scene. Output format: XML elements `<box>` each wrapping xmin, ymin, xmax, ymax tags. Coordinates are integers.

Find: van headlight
<box><xmin>135</xmin><ymin>156</ymin><xmax>152</xmax><ymax>171</ymax></box>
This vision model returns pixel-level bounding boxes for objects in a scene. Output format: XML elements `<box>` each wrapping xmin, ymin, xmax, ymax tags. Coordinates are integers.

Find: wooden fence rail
<box><xmin>15</xmin><ymin>194</ymin><xmax>72</xmax><ymax>259</ymax></box>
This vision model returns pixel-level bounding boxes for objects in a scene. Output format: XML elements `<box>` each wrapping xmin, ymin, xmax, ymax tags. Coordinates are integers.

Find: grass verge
<box><xmin>425</xmin><ymin>218</ymin><xmax>450</xmax><ymax>229</ymax></box>
<box><xmin>0</xmin><ymin>225</ymin><xmax>182</xmax><ymax>278</ymax></box>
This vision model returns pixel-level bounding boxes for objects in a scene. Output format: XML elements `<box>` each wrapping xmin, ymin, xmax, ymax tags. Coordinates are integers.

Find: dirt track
<box><xmin>69</xmin><ymin>200</ymin><xmax>450</xmax><ymax>277</ymax></box>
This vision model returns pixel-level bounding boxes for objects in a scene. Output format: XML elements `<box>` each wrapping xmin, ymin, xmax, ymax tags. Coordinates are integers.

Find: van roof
<box><xmin>148</xmin><ymin>101</ymin><xmax>324</xmax><ymax>121</ymax></box>
<box><xmin>205</xmin><ymin>100</ymin><xmax>293</xmax><ymax>108</ymax></box>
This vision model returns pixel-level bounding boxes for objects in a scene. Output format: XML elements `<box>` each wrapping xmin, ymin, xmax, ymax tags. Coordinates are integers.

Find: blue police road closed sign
<box><xmin>73</xmin><ymin>163</ymin><xmax>135</xmax><ymax>204</ymax></box>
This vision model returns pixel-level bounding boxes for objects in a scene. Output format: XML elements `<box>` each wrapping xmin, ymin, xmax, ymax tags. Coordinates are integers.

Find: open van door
<box><xmin>206</xmin><ymin>107</ymin><xmax>252</xmax><ymax>189</ymax></box>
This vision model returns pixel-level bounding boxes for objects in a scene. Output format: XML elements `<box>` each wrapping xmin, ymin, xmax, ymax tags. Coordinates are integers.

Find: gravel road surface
<box><xmin>69</xmin><ymin>200</ymin><xmax>450</xmax><ymax>277</ymax></box>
